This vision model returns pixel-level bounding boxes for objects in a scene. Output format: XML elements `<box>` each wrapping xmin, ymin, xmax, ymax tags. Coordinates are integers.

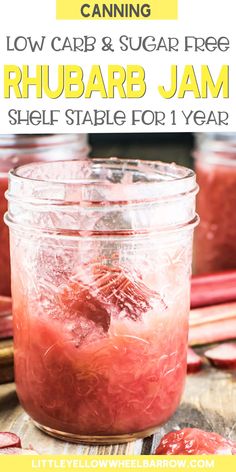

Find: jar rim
<box><xmin>6</xmin><ymin>158</ymin><xmax>198</xmax><ymax>236</ymax></box>
<box><xmin>194</xmin><ymin>132</ymin><xmax>236</xmax><ymax>156</ymax></box>
<box><xmin>9</xmin><ymin>157</ymin><xmax>197</xmax><ymax>205</ymax></box>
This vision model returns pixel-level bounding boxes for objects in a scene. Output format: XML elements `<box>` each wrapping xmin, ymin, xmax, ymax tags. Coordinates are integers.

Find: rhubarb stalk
<box><xmin>204</xmin><ymin>343</ymin><xmax>236</xmax><ymax>369</ymax></box>
<box><xmin>189</xmin><ymin>302</ymin><xmax>236</xmax><ymax>346</ymax></box>
<box><xmin>187</xmin><ymin>348</ymin><xmax>202</xmax><ymax>373</ymax></box>
<box><xmin>191</xmin><ymin>270</ymin><xmax>236</xmax><ymax>308</ymax></box>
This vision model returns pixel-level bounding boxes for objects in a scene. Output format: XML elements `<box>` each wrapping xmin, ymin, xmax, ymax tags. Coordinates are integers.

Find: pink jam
<box><xmin>8</xmin><ymin>158</ymin><xmax>197</xmax><ymax>442</ymax></box>
<box><xmin>195</xmin><ymin>159</ymin><xmax>236</xmax><ymax>274</ymax></box>
<box><xmin>13</xmin><ymin>261</ymin><xmax>188</xmax><ymax>437</ymax></box>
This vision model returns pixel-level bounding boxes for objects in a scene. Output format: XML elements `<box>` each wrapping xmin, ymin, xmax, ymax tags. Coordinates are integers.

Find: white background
<box><xmin>0</xmin><ymin>0</ymin><xmax>235</xmax><ymax>133</ymax></box>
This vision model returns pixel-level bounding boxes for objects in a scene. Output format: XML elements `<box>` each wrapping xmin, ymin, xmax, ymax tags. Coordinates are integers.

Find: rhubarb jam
<box><xmin>194</xmin><ymin>133</ymin><xmax>236</xmax><ymax>274</ymax></box>
<box><xmin>6</xmin><ymin>159</ymin><xmax>198</xmax><ymax>443</ymax></box>
<box><xmin>0</xmin><ymin>134</ymin><xmax>89</xmax><ymax>296</ymax></box>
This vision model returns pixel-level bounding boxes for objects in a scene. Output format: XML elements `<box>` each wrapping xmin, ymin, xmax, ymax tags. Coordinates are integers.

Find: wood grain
<box><xmin>0</xmin><ymin>339</ymin><xmax>14</xmax><ymax>384</ymax></box>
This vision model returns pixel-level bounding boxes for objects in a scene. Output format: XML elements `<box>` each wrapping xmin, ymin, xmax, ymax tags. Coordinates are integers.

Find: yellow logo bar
<box><xmin>1</xmin><ymin>455</ymin><xmax>236</xmax><ymax>472</ymax></box>
<box><xmin>56</xmin><ymin>0</ymin><xmax>178</xmax><ymax>20</ymax></box>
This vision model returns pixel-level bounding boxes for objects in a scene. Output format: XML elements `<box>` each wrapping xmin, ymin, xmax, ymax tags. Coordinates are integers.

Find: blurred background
<box><xmin>90</xmin><ymin>133</ymin><xmax>194</xmax><ymax>167</ymax></box>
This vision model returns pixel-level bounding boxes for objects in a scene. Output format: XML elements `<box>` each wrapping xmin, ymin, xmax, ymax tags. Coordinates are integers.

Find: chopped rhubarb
<box><xmin>155</xmin><ymin>428</ymin><xmax>236</xmax><ymax>455</ymax></box>
<box><xmin>0</xmin><ymin>432</ymin><xmax>38</xmax><ymax>454</ymax></box>
<box><xmin>90</xmin><ymin>264</ymin><xmax>164</xmax><ymax>319</ymax></box>
<box><xmin>187</xmin><ymin>348</ymin><xmax>202</xmax><ymax>373</ymax></box>
<box><xmin>204</xmin><ymin>343</ymin><xmax>236</xmax><ymax>369</ymax></box>
<box><xmin>59</xmin><ymin>280</ymin><xmax>111</xmax><ymax>332</ymax></box>
<box><xmin>0</xmin><ymin>432</ymin><xmax>21</xmax><ymax>449</ymax></box>
<box><xmin>189</xmin><ymin>302</ymin><xmax>236</xmax><ymax>346</ymax></box>
<box><xmin>191</xmin><ymin>270</ymin><xmax>236</xmax><ymax>309</ymax></box>
<box><xmin>59</xmin><ymin>262</ymin><xmax>165</xmax><ymax>331</ymax></box>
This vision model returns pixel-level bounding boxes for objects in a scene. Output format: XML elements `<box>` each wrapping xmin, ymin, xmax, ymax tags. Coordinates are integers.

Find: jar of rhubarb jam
<box><xmin>6</xmin><ymin>158</ymin><xmax>198</xmax><ymax>444</ymax></box>
<box><xmin>0</xmin><ymin>134</ymin><xmax>89</xmax><ymax>296</ymax></box>
<box><xmin>194</xmin><ymin>133</ymin><xmax>236</xmax><ymax>274</ymax></box>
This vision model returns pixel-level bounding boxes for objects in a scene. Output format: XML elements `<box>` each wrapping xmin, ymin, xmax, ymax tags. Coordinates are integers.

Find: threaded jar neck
<box><xmin>6</xmin><ymin>158</ymin><xmax>199</xmax><ymax>237</ymax></box>
<box><xmin>0</xmin><ymin>134</ymin><xmax>90</xmax><ymax>174</ymax></box>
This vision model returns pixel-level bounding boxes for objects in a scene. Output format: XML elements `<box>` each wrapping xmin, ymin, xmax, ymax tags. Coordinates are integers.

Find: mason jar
<box><xmin>194</xmin><ymin>133</ymin><xmax>236</xmax><ymax>274</ymax></box>
<box><xmin>6</xmin><ymin>158</ymin><xmax>198</xmax><ymax>444</ymax></box>
<box><xmin>0</xmin><ymin>134</ymin><xmax>90</xmax><ymax>296</ymax></box>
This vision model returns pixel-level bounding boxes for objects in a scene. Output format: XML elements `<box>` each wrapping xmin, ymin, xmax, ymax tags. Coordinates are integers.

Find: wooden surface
<box><xmin>1</xmin><ymin>354</ymin><xmax>236</xmax><ymax>454</ymax></box>
<box><xmin>0</xmin><ymin>339</ymin><xmax>14</xmax><ymax>384</ymax></box>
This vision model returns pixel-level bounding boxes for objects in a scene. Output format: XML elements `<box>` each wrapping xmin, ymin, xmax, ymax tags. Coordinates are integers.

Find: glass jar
<box><xmin>6</xmin><ymin>158</ymin><xmax>198</xmax><ymax>444</ymax></box>
<box><xmin>194</xmin><ymin>133</ymin><xmax>236</xmax><ymax>274</ymax></box>
<box><xmin>0</xmin><ymin>134</ymin><xmax>90</xmax><ymax>296</ymax></box>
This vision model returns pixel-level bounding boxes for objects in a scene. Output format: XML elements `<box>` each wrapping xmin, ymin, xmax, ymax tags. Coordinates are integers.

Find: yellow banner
<box><xmin>0</xmin><ymin>455</ymin><xmax>236</xmax><ymax>472</ymax></box>
<box><xmin>56</xmin><ymin>0</ymin><xmax>178</xmax><ymax>20</ymax></box>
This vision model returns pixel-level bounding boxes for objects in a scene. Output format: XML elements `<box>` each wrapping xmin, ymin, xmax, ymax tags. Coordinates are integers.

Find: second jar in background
<box><xmin>0</xmin><ymin>134</ymin><xmax>89</xmax><ymax>296</ymax></box>
<box><xmin>194</xmin><ymin>133</ymin><xmax>236</xmax><ymax>274</ymax></box>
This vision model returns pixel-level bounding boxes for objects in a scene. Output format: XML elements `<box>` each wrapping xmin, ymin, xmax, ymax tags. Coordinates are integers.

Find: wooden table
<box><xmin>1</xmin><ymin>354</ymin><xmax>236</xmax><ymax>454</ymax></box>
